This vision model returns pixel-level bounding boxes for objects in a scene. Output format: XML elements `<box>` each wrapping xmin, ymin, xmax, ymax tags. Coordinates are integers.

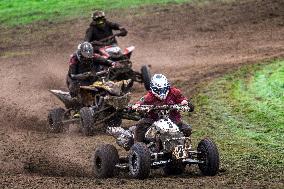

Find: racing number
<box><xmin>174</xmin><ymin>145</ymin><xmax>185</xmax><ymax>159</ymax></box>
<box><xmin>168</xmin><ymin>121</ymin><xmax>173</xmax><ymax>128</ymax></box>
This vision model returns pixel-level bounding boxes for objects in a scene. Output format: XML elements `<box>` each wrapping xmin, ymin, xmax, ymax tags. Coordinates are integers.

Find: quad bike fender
<box><xmin>123</xmin><ymin>46</ymin><xmax>135</xmax><ymax>59</ymax></box>
<box><xmin>49</xmin><ymin>90</ymin><xmax>80</xmax><ymax>109</ymax></box>
<box><xmin>98</xmin><ymin>46</ymin><xmax>112</xmax><ymax>59</ymax></box>
<box><xmin>104</xmin><ymin>92</ymin><xmax>131</xmax><ymax>109</ymax></box>
<box><xmin>85</xmin><ymin>79</ymin><xmax>133</xmax><ymax>96</ymax></box>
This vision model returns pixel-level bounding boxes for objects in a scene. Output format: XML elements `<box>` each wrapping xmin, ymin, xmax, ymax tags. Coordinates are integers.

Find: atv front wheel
<box><xmin>163</xmin><ymin>161</ymin><xmax>185</xmax><ymax>175</ymax></box>
<box><xmin>197</xmin><ymin>138</ymin><xmax>219</xmax><ymax>176</ymax></box>
<box><xmin>128</xmin><ymin>142</ymin><xmax>151</xmax><ymax>179</ymax></box>
<box><xmin>92</xmin><ymin>144</ymin><xmax>119</xmax><ymax>178</ymax></box>
<box><xmin>80</xmin><ymin>107</ymin><xmax>95</xmax><ymax>136</ymax></box>
<box><xmin>48</xmin><ymin>108</ymin><xmax>65</xmax><ymax>133</ymax></box>
<box><xmin>141</xmin><ymin>65</ymin><xmax>151</xmax><ymax>91</ymax></box>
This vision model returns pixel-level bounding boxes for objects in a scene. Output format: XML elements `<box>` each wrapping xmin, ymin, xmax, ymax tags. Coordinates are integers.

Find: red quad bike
<box><xmin>91</xmin><ymin>32</ymin><xmax>151</xmax><ymax>90</ymax></box>
<box><xmin>92</xmin><ymin>104</ymin><xmax>220</xmax><ymax>179</ymax></box>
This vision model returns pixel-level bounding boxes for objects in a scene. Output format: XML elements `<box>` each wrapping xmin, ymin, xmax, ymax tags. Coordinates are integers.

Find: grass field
<box><xmin>0</xmin><ymin>0</ymin><xmax>192</xmax><ymax>26</ymax></box>
<box><xmin>179</xmin><ymin>60</ymin><xmax>284</xmax><ymax>184</ymax></box>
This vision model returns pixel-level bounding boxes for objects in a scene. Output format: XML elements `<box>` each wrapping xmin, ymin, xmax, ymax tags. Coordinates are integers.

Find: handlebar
<box><xmin>129</xmin><ymin>104</ymin><xmax>192</xmax><ymax>112</ymax></box>
<box><xmin>70</xmin><ymin>68</ymin><xmax>110</xmax><ymax>80</ymax></box>
<box><xmin>70</xmin><ymin>58</ymin><xmax>130</xmax><ymax>81</ymax></box>
<box><xmin>99</xmin><ymin>32</ymin><xmax>121</xmax><ymax>42</ymax></box>
<box><xmin>91</xmin><ymin>32</ymin><xmax>124</xmax><ymax>45</ymax></box>
<box><xmin>95</xmin><ymin>69</ymin><xmax>109</xmax><ymax>77</ymax></box>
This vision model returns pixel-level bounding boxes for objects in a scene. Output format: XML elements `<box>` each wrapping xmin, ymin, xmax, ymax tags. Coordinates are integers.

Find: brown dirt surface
<box><xmin>0</xmin><ymin>0</ymin><xmax>283</xmax><ymax>188</ymax></box>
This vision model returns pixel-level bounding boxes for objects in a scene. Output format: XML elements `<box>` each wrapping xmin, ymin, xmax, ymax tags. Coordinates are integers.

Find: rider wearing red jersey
<box><xmin>133</xmin><ymin>74</ymin><xmax>194</xmax><ymax>142</ymax></box>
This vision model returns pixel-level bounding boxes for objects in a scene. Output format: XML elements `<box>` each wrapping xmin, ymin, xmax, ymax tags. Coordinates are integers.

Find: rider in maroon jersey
<box><xmin>133</xmin><ymin>74</ymin><xmax>194</xmax><ymax>142</ymax></box>
<box><xmin>66</xmin><ymin>42</ymin><xmax>115</xmax><ymax>97</ymax></box>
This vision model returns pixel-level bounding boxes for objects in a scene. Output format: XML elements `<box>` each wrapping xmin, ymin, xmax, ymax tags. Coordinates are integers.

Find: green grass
<box><xmin>179</xmin><ymin>60</ymin><xmax>284</xmax><ymax>184</ymax></box>
<box><xmin>0</xmin><ymin>0</ymin><xmax>191</xmax><ymax>26</ymax></box>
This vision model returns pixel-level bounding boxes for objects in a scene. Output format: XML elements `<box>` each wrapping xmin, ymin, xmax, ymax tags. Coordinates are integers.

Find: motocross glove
<box><xmin>106</xmin><ymin>60</ymin><xmax>116</xmax><ymax>67</ymax></box>
<box><xmin>118</xmin><ymin>27</ymin><xmax>128</xmax><ymax>37</ymax></box>
<box><xmin>181</xmin><ymin>100</ymin><xmax>188</xmax><ymax>105</ymax></box>
<box><xmin>70</xmin><ymin>72</ymin><xmax>92</xmax><ymax>80</ymax></box>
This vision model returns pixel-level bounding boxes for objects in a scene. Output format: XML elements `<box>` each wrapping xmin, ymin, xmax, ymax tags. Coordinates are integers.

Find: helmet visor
<box><xmin>151</xmin><ymin>86</ymin><xmax>169</xmax><ymax>100</ymax></box>
<box><xmin>95</xmin><ymin>17</ymin><xmax>106</xmax><ymax>26</ymax></box>
<box><xmin>81</xmin><ymin>49</ymin><xmax>93</xmax><ymax>59</ymax></box>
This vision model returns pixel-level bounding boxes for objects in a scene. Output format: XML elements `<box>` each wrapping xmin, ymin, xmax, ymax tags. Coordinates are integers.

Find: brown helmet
<box><xmin>92</xmin><ymin>10</ymin><xmax>105</xmax><ymax>20</ymax></box>
<box><xmin>92</xmin><ymin>10</ymin><xmax>106</xmax><ymax>28</ymax></box>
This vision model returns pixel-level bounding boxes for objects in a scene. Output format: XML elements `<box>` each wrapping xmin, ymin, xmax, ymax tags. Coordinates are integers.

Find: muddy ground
<box><xmin>0</xmin><ymin>0</ymin><xmax>283</xmax><ymax>188</ymax></box>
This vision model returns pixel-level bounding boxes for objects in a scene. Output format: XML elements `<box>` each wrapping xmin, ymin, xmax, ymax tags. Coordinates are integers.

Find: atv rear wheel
<box><xmin>197</xmin><ymin>138</ymin><xmax>219</xmax><ymax>176</ymax></box>
<box><xmin>80</xmin><ymin>107</ymin><xmax>95</xmax><ymax>136</ymax></box>
<box><xmin>141</xmin><ymin>65</ymin><xmax>151</xmax><ymax>91</ymax></box>
<box><xmin>128</xmin><ymin>142</ymin><xmax>151</xmax><ymax>179</ymax></box>
<box><xmin>163</xmin><ymin>161</ymin><xmax>185</xmax><ymax>175</ymax></box>
<box><xmin>48</xmin><ymin>108</ymin><xmax>65</xmax><ymax>133</ymax></box>
<box><xmin>93</xmin><ymin>144</ymin><xmax>119</xmax><ymax>178</ymax></box>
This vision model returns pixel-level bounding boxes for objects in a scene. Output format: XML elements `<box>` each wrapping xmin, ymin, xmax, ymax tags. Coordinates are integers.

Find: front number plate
<box><xmin>173</xmin><ymin>145</ymin><xmax>187</xmax><ymax>159</ymax></box>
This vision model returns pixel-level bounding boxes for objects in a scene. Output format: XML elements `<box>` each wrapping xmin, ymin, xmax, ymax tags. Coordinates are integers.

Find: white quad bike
<box><xmin>92</xmin><ymin>104</ymin><xmax>220</xmax><ymax>179</ymax></box>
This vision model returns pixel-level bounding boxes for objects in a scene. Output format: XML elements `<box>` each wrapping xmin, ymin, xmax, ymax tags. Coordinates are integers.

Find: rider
<box><xmin>84</xmin><ymin>10</ymin><xmax>128</xmax><ymax>48</ymax></box>
<box><xmin>133</xmin><ymin>74</ymin><xmax>194</xmax><ymax>142</ymax></box>
<box><xmin>67</xmin><ymin>41</ymin><xmax>116</xmax><ymax>97</ymax></box>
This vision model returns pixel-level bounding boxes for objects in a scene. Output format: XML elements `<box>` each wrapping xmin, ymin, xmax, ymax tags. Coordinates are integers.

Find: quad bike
<box><xmin>48</xmin><ymin>69</ymin><xmax>138</xmax><ymax>136</ymax></box>
<box><xmin>92</xmin><ymin>104</ymin><xmax>219</xmax><ymax>179</ymax></box>
<box><xmin>91</xmin><ymin>32</ymin><xmax>151</xmax><ymax>90</ymax></box>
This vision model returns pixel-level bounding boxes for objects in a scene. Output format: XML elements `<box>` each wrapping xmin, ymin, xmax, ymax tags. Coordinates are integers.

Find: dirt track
<box><xmin>0</xmin><ymin>0</ymin><xmax>283</xmax><ymax>188</ymax></box>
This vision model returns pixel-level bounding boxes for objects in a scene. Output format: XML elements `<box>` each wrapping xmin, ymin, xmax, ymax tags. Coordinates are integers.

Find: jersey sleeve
<box><xmin>171</xmin><ymin>87</ymin><xmax>188</xmax><ymax>104</ymax></box>
<box><xmin>93</xmin><ymin>55</ymin><xmax>112</xmax><ymax>66</ymax></box>
<box><xmin>136</xmin><ymin>96</ymin><xmax>146</xmax><ymax>105</ymax></box>
<box><xmin>108</xmin><ymin>21</ymin><xmax>120</xmax><ymax>30</ymax></box>
<box><xmin>84</xmin><ymin>27</ymin><xmax>93</xmax><ymax>42</ymax></box>
<box><xmin>136</xmin><ymin>92</ymin><xmax>154</xmax><ymax>105</ymax></box>
<box><xmin>68</xmin><ymin>55</ymin><xmax>78</xmax><ymax>75</ymax></box>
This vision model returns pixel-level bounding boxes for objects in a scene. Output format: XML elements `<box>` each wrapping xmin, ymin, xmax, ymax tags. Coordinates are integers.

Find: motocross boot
<box><xmin>177</xmin><ymin>122</ymin><xmax>192</xmax><ymax>137</ymax></box>
<box><xmin>107</xmin><ymin>127</ymin><xmax>134</xmax><ymax>150</ymax></box>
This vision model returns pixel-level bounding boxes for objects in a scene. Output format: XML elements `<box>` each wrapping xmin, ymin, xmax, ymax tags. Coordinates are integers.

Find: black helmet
<box><xmin>76</xmin><ymin>42</ymin><xmax>93</xmax><ymax>62</ymax></box>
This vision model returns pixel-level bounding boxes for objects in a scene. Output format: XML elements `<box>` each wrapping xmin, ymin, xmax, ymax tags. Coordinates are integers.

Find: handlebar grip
<box><xmin>70</xmin><ymin>73</ymin><xmax>91</xmax><ymax>80</ymax></box>
<box><xmin>95</xmin><ymin>70</ymin><xmax>108</xmax><ymax>77</ymax></box>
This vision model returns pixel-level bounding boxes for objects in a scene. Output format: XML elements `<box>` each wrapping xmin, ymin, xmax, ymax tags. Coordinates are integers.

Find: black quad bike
<box><xmin>91</xmin><ymin>32</ymin><xmax>151</xmax><ymax>90</ymax></box>
<box><xmin>48</xmin><ymin>69</ymin><xmax>139</xmax><ymax>136</ymax></box>
<box><xmin>92</xmin><ymin>104</ymin><xmax>219</xmax><ymax>179</ymax></box>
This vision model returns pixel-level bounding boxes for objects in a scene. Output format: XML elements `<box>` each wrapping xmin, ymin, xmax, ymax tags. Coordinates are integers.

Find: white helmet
<box><xmin>77</xmin><ymin>42</ymin><xmax>94</xmax><ymax>60</ymax></box>
<box><xmin>150</xmin><ymin>74</ymin><xmax>170</xmax><ymax>100</ymax></box>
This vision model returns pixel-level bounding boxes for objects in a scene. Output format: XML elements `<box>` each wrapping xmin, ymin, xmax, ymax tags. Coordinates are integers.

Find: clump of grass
<box><xmin>185</xmin><ymin>60</ymin><xmax>284</xmax><ymax>185</ymax></box>
<box><xmin>0</xmin><ymin>0</ymin><xmax>192</xmax><ymax>26</ymax></box>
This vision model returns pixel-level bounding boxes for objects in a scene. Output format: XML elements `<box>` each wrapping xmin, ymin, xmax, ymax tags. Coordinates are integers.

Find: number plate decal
<box><xmin>173</xmin><ymin>145</ymin><xmax>187</xmax><ymax>159</ymax></box>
